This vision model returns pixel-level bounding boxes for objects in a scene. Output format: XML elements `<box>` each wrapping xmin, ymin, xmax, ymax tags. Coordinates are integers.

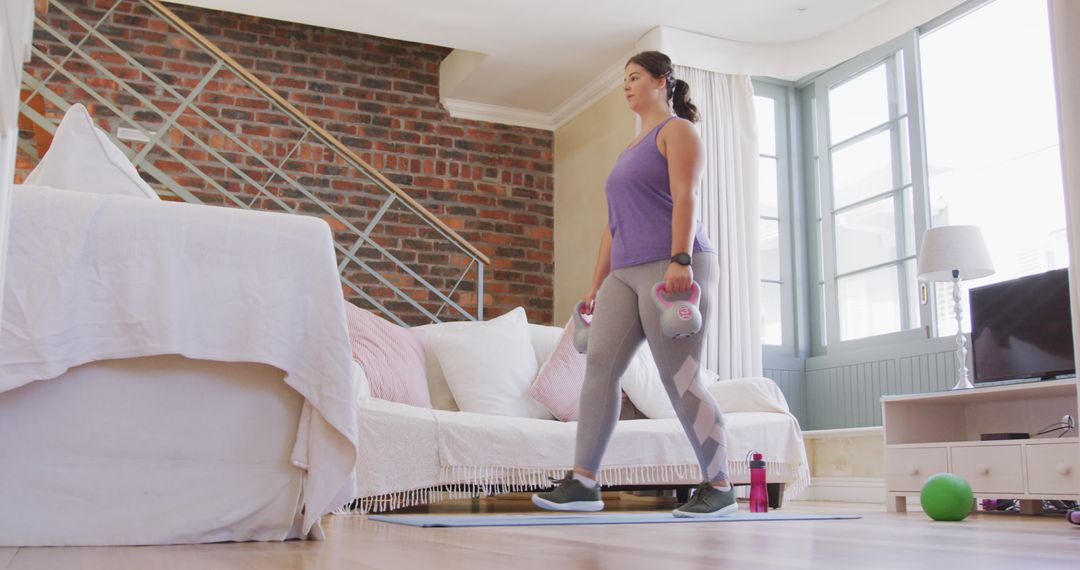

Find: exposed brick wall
<box><xmin>17</xmin><ymin>0</ymin><xmax>554</xmax><ymax>325</ymax></box>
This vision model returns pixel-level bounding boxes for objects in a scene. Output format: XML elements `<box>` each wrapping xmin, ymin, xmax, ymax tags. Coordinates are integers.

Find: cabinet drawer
<box><xmin>886</xmin><ymin>447</ymin><xmax>948</xmax><ymax>492</ymax></box>
<box><xmin>952</xmin><ymin>445</ymin><xmax>1023</xmax><ymax>494</ymax></box>
<box><xmin>1026</xmin><ymin>443</ymin><xmax>1080</xmax><ymax>495</ymax></box>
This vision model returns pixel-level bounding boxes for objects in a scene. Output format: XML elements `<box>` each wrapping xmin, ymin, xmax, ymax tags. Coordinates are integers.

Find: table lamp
<box><xmin>917</xmin><ymin>225</ymin><xmax>995</xmax><ymax>390</ymax></box>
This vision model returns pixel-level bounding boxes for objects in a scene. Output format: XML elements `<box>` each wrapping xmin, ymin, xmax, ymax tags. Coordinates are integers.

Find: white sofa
<box><xmin>349</xmin><ymin>322</ymin><xmax>810</xmax><ymax>513</ymax></box>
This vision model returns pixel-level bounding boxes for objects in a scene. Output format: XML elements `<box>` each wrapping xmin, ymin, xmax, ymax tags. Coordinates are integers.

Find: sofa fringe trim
<box><xmin>340</xmin><ymin>461</ymin><xmax>809</xmax><ymax>514</ymax></box>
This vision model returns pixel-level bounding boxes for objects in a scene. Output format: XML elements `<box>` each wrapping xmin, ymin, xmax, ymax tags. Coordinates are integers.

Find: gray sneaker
<box><xmin>673</xmin><ymin>482</ymin><xmax>739</xmax><ymax>518</ymax></box>
<box><xmin>531</xmin><ymin>471</ymin><xmax>604</xmax><ymax>512</ymax></box>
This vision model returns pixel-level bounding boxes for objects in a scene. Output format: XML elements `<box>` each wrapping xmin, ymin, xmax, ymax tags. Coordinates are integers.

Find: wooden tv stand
<box><xmin>882</xmin><ymin>378</ymin><xmax>1079</xmax><ymax>513</ymax></box>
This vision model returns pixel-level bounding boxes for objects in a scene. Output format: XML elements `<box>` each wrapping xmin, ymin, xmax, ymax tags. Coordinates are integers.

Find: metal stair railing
<box><xmin>19</xmin><ymin>0</ymin><xmax>488</xmax><ymax>325</ymax></box>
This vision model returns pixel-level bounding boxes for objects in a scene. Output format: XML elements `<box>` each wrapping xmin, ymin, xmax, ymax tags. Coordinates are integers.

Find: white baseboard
<box><xmin>796</xmin><ymin>476</ymin><xmax>886</xmax><ymax>504</ymax></box>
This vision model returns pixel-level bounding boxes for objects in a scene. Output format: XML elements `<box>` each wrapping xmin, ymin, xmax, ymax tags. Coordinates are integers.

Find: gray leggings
<box><xmin>574</xmin><ymin>253</ymin><xmax>728</xmax><ymax>482</ymax></box>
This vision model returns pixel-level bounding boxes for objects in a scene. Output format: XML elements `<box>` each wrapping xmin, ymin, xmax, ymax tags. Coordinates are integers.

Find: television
<box><xmin>970</xmin><ymin>268</ymin><xmax>1075</xmax><ymax>384</ymax></box>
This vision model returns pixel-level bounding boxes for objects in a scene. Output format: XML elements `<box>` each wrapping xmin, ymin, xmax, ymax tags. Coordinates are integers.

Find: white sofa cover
<box><xmin>350</xmin><ymin>324</ymin><xmax>810</xmax><ymax>512</ymax></box>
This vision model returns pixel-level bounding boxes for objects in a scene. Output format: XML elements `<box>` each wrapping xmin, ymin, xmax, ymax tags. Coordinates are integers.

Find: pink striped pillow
<box><xmin>344</xmin><ymin>302</ymin><xmax>431</xmax><ymax>408</ymax></box>
<box><xmin>527</xmin><ymin>317</ymin><xmax>587</xmax><ymax>421</ymax></box>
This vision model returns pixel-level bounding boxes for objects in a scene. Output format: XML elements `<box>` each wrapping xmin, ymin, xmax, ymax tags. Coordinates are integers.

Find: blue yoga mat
<box><xmin>369</xmin><ymin>512</ymin><xmax>861</xmax><ymax>528</ymax></box>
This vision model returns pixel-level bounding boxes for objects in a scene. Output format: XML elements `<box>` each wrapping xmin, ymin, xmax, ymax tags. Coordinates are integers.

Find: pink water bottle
<box><xmin>749</xmin><ymin>452</ymin><xmax>768</xmax><ymax>513</ymax></box>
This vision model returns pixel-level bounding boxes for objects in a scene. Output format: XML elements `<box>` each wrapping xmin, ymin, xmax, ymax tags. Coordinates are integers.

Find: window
<box><xmin>920</xmin><ymin>0</ymin><xmax>1066</xmax><ymax>336</ymax></box>
<box><xmin>812</xmin><ymin>39</ymin><xmax>921</xmax><ymax>345</ymax></box>
<box><xmin>753</xmin><ymin>81</ymin><xmax>793</xmax><ymax>349</ymax></box>
<box><xmin>802</xmin><ymin>0</ymin><xmax>1067</xmax><ymax>350</ymax></box>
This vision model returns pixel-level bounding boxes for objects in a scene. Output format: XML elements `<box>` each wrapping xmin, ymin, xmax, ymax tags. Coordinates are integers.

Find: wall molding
<box><xmin>549</xmin><ymin>56</ymin><xmax>626</xmax><ymax>130</ymax></box>
<box><xmin>439</xmin><ymin>98</ymin><xmax>557</xmax><ymax>131</ymax></box>
<box><xmin>442</xmin><ymin>51</ymin><xmax>627</xmax><ymax>131</ymax></box>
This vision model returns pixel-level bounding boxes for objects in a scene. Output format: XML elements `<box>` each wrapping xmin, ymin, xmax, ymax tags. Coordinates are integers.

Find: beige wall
<box><xmin>552</xmin><ymin>87</ymin><xmax>635</xmax><ymax>324</ymax></box>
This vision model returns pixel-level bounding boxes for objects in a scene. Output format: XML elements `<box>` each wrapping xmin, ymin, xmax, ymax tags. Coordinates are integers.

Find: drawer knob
<box><xmin>976</xmin><ymin>464</ymin><xmax>989</xmax><ymax>475</ymax></box>
<box><xmin>907</xmin><ymin>466</ymin><xmax>919</xmax><ymax>476</ymax></box>
<box><xmin>1058</xmin><ymin>463</ymin><xmax>1072</xmax><ymax>476</ymax></box>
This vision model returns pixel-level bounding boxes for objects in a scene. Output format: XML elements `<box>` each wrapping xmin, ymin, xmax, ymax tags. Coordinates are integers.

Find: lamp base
<box><xmin>950</xmin><ymin>275</ymin><xmax>973</xmax><ymax>391</ymax></box>
<box><xmin>951</xmin><ymin>376</ymin><xmax>975</xmax><ymax>390</ymax></box>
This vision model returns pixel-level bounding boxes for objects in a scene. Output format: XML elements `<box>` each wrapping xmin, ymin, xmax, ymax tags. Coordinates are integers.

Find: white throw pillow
<box><xmin>351</xmin><ymin>360</ymin><xmax>371</xmax><ymax>401</ymax></box>
<box><xmin>414</xmin><ymin>324</ymin><xmax>459</xmax><ymax>411</ymax></box>
<box><xmin>620</xmin><ymin>344</ymin><xmax>720</xmax><ymax>419</ymax></box>
<box><xmin>423</xmin><ymin>307</ymin><xmax>552</xmax><ymax>419</ymax></box>
<box><xmin>414</xmin><ymin>308</ymin><xmax>536</xmax><ymax>412</ymax></box>
<box><xmin>706</xmin><ymin>376</ymin><xmax>790</xmax><ymax>415</ymax></box>
<box><xmin>25</xmin><ymin>103</ymin><xmax>159</xmax><ymax>200</ymax></box>
<box><xmin>528</xmin><ymin>323</ymin><xmax>564</xmax><ymax>369</ymax></box>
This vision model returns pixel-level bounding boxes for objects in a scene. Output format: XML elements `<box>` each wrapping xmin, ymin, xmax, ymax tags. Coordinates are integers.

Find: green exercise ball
<box><xmin>920</xmin><ymin>473</ymin><xmax>974</xmax><ymax>521</ymax></box>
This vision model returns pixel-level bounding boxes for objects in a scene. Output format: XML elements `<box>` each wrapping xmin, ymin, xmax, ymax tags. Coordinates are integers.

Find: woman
<box><xmin>532</xmin><ymin>51</ymin><xmax>734</xmax><ymax>518</ymax></box>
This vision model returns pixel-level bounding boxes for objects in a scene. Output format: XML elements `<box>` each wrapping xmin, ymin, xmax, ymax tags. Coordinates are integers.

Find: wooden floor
<box><xmin>2</xmin><ymin>499</ymin><xmax>1077</xmax><ymax>569</ymax></box>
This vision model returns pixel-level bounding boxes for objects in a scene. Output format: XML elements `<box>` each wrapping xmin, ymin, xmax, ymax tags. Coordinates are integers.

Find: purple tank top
<box><xmin>605</xmin><ymin>117</ymin><xmax>714</xmax><ymax>270</ymax></box>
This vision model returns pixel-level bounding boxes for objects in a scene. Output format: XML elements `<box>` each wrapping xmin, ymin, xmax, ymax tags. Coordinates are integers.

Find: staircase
<box><xmin>18</xmin><ymin>0</ymin><xmax>488</xmax><ymax>325</ymax></box>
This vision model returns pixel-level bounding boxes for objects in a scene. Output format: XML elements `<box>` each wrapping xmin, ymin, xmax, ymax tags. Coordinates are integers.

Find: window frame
<box><xmin>752</xmin><ymin>79</ymin><xmax>801</xmax><ymax>358</ymax></box>
<box><xmin>806</xmin><ymin>31</ymin><xmax>935</xmax><ymax>352</ymax></box>
<box><xmin>801</xmin><ymin>90</ymin><xmax>827</xmax><ymax>355</ymax></box>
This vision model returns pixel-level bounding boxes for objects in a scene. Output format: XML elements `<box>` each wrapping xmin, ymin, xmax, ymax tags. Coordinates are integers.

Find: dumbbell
<box><xmin>651</xmin><ymin>281</ymin><xmax>702</xmax><ymax>339</ymax></box>
<box><xmin>571</xmin><ymin>301</ymin><xmax>591</xmax><ymax>353</ymax></box>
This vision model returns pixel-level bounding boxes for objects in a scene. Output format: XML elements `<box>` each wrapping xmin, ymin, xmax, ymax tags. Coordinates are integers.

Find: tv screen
<box><xmin>970</xmin><ymin>268</ymin><xmax>1075</xmax><ymax>383</ymax></box>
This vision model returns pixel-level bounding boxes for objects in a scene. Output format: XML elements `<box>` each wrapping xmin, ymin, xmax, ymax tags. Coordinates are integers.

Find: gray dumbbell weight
<box><xmin>651</xmin><ymin>281</ymin><xmax>702</xmax><ymax>339</ymax></box>
<box><xmin>571</xmin><ymin>300</ymin><xmax>591</xmax><ymax>353</ymax></box>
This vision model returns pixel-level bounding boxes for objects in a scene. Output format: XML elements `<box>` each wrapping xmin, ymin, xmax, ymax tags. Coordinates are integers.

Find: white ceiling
<box><xmin>170</xmin><ymin>0</ymin><xmax>894</xmax><ymax>114</ymax></box>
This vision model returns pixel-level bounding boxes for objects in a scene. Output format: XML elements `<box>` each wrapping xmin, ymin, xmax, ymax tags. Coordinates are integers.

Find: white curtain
<box><xmin>1049</xmin><ymin>0</ymin><xmax>1080</xmax><ymax>373</ymax></box>
<box><xmin>675</xmin><ymin>66</ymin><xmax>762</xmax><ymax>379</ymax></box>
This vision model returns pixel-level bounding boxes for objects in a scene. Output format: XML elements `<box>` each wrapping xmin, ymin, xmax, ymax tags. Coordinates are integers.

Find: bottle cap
<box><xmin>750</xmin><ymin>452</ymin><xmax>765</xmax><ymax>469</ymax></box>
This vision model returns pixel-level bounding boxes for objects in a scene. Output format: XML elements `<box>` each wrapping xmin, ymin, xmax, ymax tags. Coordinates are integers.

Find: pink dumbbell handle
<box><xmin>652</xmin><ymin>281</ymin><xmax>700</xmax><ymax>308</ymax></box>
<box><xmin>574</xmin><ymin>301</ymin><xmax>591</xmax><ymax>327</ymax></box>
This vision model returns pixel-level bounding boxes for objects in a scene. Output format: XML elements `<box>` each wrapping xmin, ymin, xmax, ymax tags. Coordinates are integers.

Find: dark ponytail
<box><xmin>671</xmin><ymin>79</ymin><xmax>699</xmax><ymax>123</ymax></box>
<box><xmin>626</xmin><ymin>50</ymin><xmax>700</xmax><ymax>123</ymax></box>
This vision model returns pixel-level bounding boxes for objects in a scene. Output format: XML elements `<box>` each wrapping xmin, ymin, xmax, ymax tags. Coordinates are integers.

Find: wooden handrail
<box><xmin>144</xmin><ymin>0</ymin><xmax>490</xmax><ymax>265</ymax></box>
<box><xmin>18</xmin><ymin>89</ymin><xmax>52</xmax><ymax>158</ymax></box>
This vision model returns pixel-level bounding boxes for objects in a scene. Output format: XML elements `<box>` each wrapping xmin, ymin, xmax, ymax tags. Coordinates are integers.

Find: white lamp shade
<box><xmin>917</xmin><ymin>225</ymin><xmax>995</xmax><ymax>282</ymax></box>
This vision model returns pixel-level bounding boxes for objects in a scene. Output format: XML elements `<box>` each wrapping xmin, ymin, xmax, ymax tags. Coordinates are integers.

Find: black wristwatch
<box><xmin>670</xmin><ymin>252</ymin><xmax>692</xmax><ymax>266</ymax></box>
